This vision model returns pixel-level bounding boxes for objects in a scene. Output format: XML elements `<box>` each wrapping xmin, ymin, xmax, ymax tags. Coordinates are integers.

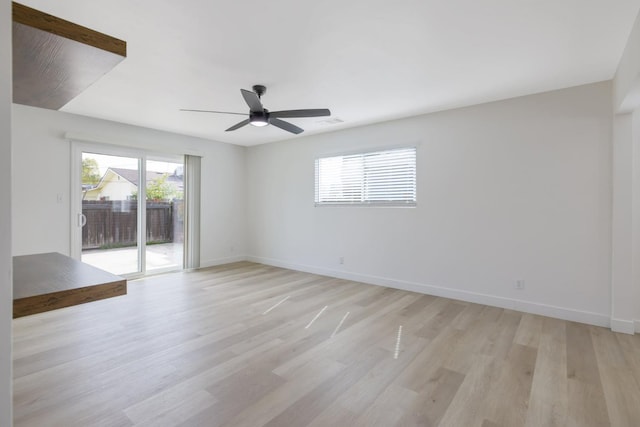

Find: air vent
<box><xmin>317</xmin><ymin>117</ymin><xmax>344</xmax><ymax>125</ymax></box>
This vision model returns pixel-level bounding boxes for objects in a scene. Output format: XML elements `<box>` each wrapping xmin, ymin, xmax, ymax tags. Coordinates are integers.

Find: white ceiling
<box><xmin>19</xmin><ymin>0</ymin><xmax>640</xmax><ymax>146</ymax></box>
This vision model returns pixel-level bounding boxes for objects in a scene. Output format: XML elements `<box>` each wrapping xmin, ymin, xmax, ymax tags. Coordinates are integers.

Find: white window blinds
<box><xmin>315</xmin><ymin>147</ymin><xmax>416</xmax><ymax>206</ymax></box>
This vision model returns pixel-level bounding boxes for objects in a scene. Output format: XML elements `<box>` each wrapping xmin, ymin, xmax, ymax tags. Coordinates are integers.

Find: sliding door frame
<box><xmin>70</xmin><ymin>141</ymin><xmax>186</xmax><ymax>278</ymax></box>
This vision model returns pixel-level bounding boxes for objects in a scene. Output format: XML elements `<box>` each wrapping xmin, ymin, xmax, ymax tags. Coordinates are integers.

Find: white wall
<box><xmin>615</xmin><ymin>11</ymin><xmax>640</xmax><ymax>112</ymax></box>
<box><xmin>612</xmin><ymin>113</ymin><xmax>635</xmax><ymax>333</ymax></box>
<box><xmin>0</xmin><ymin>0</ymin><xmax>12</xmax><ymax>424</ymax></box>
<box><xmin>11</xmin><ymin>104</ymin><xmax>247</xmax><ymax>267</ymax></box>
<box><xmin>612</xmin><ymin>9</ymin><xmax>640</xmax><ymax>333</ymax></box>
<box><xmin>634</xmin><ymin>110</ymin><xmax>640</xmax><ymax>329</ymax></box>
<box><xmin>247</xmin><ymin>82</ymin><xmax>613</xmax><ymax>326</ymax></box>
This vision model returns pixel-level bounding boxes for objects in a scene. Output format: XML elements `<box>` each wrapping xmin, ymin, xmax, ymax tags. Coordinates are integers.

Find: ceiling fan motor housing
<box><xmin>250</xmin><ymin>109</ymin><xmax>269</xmax><ymax>126</ymax></box>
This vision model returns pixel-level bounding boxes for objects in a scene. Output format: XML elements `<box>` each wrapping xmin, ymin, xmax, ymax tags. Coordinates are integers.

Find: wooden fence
<box><xmin>82</xmin><ymin>200</ymin><xmax>183</xmax><ymax>250</ymax></box>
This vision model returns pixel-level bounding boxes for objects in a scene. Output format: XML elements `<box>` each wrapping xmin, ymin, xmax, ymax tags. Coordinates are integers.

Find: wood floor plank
<box><xmin>438</xmin><ymin>354</ymin><xmax>501</xmax><ymax>427</ymax></box>
<box><xmin>12</xmin><ymin>262</ymin><xmax>640</xmax><ymax>427</ymax></box>
<box><xmin>351</xmin><ymin>384</ymin><xmax>418</xmax><ymax>427</ymax></box>
<box><xmin>513</xmin><ymin>313</ymin><xmax>544</xmax><ymax>349</ymax></box>
<box><xmin>415</xmin><ymin>300</ymin><xmax>467</xmax><ymax>339</ymax></box>
<box><xmin>398</xmin><ymin>294</ymin><xmax>437</xmax><ymax>318</ymax></box>
<box><xmin>176</xmin><ymin>366</ymin><xmax>287</xmax><ymax>427</ymax></box>
<box><xmin>306</xmin><ymin>404</ymin><xmax>358</xmax><ymax>427</ymax></box>
<box><xmin>565</xmin><ymin>322</ymin><xmax>611</xmax><ymax>427</ymax></box>
<box><xmin>395</xmin><ymin>367</ymin><xmax>466</xmax><ymax>426</ymax></box>
<box><xmin>479</xmin><ymin>309</ymin><xmax>522</xmax><ymax>360</ymax></box>
<box><xmin>450</xmin><ymin>302</ymin><xmax>486</xmax><ymax>331</ymax></box>
<box><xmin>524</xmin><ymin>317</ymin><xmax>568</xmax><ymax>427</ymax></box>
<box><xmin>591</xmin><ymin>327</ymin><xmax>640</xmax><ymax>427</ymax></box>
<box><xmin>480</xmin><ymin>343</ymin><xmax>538</xmax><ymax>427</ymax></box>
<box><xmin>396</xmin><ymin>325</ymin><xmax>465</xmax><ymax>392</ymax></box>
<box><xmin>263</xmin><ymin>348</ymin><xmax>387</xmax><ymax>427</ymax></box>
<box><xmin>566</xmin><ymin>380</ymin><xmax>611</xmax><ymax>427</ymax></box>
<box><xmin>443</xmin><ymin>306</ymin><xmax>509</xmax><ymax>375</ymax></box>
<box><xmin>114</xmin><ymin>338</ymin><xmax>284</xmax><ymax>425</ymax></box>
<box><xmin>337</xmin><ymin>336</ymin><xmax>428</xmax><ymax>414</ymax></box>
<box><xmin>128</xmin><ymin>389</ymin><xmax>216</xmax><ymax>427</ymax></box>
<box><xmin>15</xmin><ymin>357</ymin><xmax>183</xmax><ymax>426</ymax></box>
<box><xmin>219</xmin><ymin>357</ymin><xmax>345</xmax><ymax>427</ymax></box>
<box><xmin>616</xmin><ymin>333</ymin><xmax>640</xmax><ymax>393</ymax></box>
<box><xmin>270</xmin><ymin>293</ymin><xmax>417</xmax><ymax>377</ymax></box>
<box><xmin>566</xmin><ymin>322</ymin><xmax>603</xmax><ymax>385</ymax></box>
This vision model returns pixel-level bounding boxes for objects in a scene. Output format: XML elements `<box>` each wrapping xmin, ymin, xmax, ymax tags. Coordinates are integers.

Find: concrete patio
<box><xmin>82</xmin><ymin>242</ymin><xmax>183</xmax><ymax>276</ymax></box>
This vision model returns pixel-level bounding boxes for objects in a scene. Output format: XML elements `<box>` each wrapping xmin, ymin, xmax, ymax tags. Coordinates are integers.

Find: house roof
<box><xmin>109</xmin><ymin>168</ymin><xmax>166</xmax><ymax>187</ymax></box>
<box><xmin>92</xmin><ymin>167</ymin><xmax>184</xmax><ymax>193</ymax></box>
<box><xmin>17</xmin><ymin>1</ymin><xmax>640</xmax><ymax>147</ymax></box>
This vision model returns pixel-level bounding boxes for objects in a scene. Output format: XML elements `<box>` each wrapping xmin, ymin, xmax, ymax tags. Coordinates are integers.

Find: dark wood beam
<box><xmin>13</xmin><ymin>252</ymin><xmax>127</xmax><ymax>318</ymax></box>
<box><xmin>13</xmin><ymin>2</ymin><xmax>126</xmax><ymax>56</ymax></box>
<box><xmin>12</xmin><ymin>2</ymin><xmax>127</xmax><ymax>110</ymax></box>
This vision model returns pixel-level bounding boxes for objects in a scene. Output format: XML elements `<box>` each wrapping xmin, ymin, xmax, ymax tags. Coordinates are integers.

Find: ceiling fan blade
<box><xmin>241</xmin><ymin>89</ymin><xmax>263</xmax><ymax>112</ymax></box>
<box><xmin>180</xmin><ymin>109</ymin><xmax>247</xmax><ymax>116</ymax></box>
<box><xmin>270</xmin><ymin>109</ymin><xmax>331</xmax><ymax>119</ymax></box>
<box><xmin>225</xmin><ymin>119</ymin><xmax>250</xmax><ymax>132</ymax></box>
<box><xmin>270</xmin><ymin>118</ymin><xmax>304</xmax><ymax>135</ymax></box>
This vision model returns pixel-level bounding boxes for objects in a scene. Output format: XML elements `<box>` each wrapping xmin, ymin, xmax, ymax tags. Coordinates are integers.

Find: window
<box><xmin>315</xmin><ymin>147</ymin><xmax>416</xmax><ymax>206</ymax></box>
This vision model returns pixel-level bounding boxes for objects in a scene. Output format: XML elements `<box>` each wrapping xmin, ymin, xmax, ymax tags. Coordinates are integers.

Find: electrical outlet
<box><xmin>515</xmin><ymin>279</ymin><xmax>525</xmax><ymax>290</ymax></box>
<box><xmin>339</xmin><ymin>257</ymin><xmax>344</xmax><ymax>265</ymax></box>
<box><xmin>56</xmin><ymin>193</ymin><xmax>63</xmax><ymax>203</ymax></box>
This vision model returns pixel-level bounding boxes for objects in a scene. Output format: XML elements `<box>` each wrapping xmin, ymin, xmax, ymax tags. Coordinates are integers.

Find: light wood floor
<box><xmin>12</xmin><ymin>262</ymin><xmax>640</xmax><ymax>427</ymax></box>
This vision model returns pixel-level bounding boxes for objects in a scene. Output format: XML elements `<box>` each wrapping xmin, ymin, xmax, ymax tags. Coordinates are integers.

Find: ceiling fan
<box><xmin>180</xmin><ymin>85</ymin><xmax>331</xmax><ymax>135</ymax></box>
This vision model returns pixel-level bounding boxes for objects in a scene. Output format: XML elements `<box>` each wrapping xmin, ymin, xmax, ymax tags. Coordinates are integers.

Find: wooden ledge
<box><xmin>12</xmin><ymin>2</ymin><xmax>127</xmax><ymax>110</ymax></box>
<box><xmin>13</xmin><ymin>252</ymin><xmax>127</xmax><ymax>318</ymax></box>
<box><xmin>13</xmin><ymin>2</ymin><xmax>126</xmax><ymax>56</ymax></box>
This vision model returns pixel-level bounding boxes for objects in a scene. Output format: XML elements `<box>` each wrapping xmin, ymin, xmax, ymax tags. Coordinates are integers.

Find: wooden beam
<box><xmin>12</xmin><ymin>2</ymin><xmax>126</xmax><ymax>110</ymax></box>
<box><xmin>13</xmin><ymin>253</ymin><xmax>127</xmax><ymax>318</ymax></box>
<box><xmin>12</xmin><ymin>2</ymin><xmax>126</xmax><ymax>56</ymax></box>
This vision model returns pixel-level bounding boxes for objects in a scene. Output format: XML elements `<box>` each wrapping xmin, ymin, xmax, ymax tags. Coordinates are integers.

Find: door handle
<box><xmin>78</xmin><ymin>213</ymin><xmax>87</xmax><ymax>227</ymax></box>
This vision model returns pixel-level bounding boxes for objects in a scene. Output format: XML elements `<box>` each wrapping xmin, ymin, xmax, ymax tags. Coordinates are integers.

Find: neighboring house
<box><xmin>84</xmin><ymin>167</ymin><xmax>183</xmax><ymax>201</ymax></box>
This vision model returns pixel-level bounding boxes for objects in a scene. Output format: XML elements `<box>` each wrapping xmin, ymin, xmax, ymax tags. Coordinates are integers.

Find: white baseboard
<box><xmin>246</xmin><ymin>255</ymin><xmax>611</xmax><ymax>329</ymax></box>
<box><xmin>200</xmin><ymin>255</ymin><xmax>248</xmax><ymax>269</ymax></box>
<box><xmin>611</xmin><ymin>318</ymin><xmax>636</xmax><ymax>335</ymax></box>
<box><xmin>635</xmin><ymin>319</ymin><xmax>640</xmax><ymax>334</ymax></box>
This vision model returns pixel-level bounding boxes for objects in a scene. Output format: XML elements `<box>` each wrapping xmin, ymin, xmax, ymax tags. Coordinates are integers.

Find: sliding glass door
<box><xmin>145</xmin><ymin>158</ymin><xmax>184</xmax><ymax>273</ymax></box>
<box><xmin>72</xmin><ymin>144</ymin><xmax>185</xmax><ymax>277</ymax></box>
<box><xmin>80</xmin><ymin>152</ymin><xmax>141</xmax><ymax>275</ymax></box>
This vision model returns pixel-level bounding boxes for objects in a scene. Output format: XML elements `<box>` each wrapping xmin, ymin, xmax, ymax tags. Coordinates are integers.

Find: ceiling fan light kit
<box><xmin>250</xmin><ymin>110</ymin><xmax>269</xmax><ymax>127</ymax></box>
<box><xmin>181</xmin><ymin>85</ymin><xmax>331</xmax><ymax>135</ymax></box>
